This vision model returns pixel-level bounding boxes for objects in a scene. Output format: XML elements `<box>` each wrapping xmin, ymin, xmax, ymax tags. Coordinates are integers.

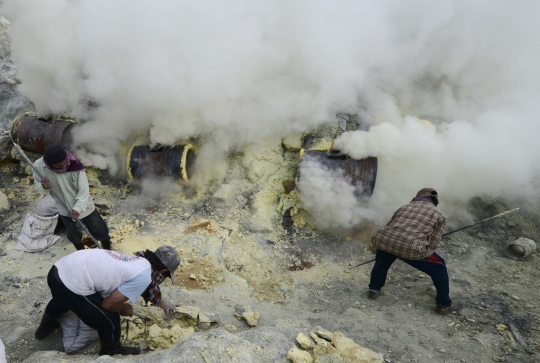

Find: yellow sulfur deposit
<box><xmin>298</xmin><ymin>140</ymin><xmax>333</xmax><ymax>159</ymax></box>
<box><xmin>180</xmin><ymin>144</ymin><xmax>195</xmax><ymax>181</ymax></box>
<box><xmin>146</xmin><ymin>324</ymin><xmax>195</xmax><ymax>350</ymax></box>
<box><xmin>122</xmin><ymin>320</ymin><xmax>146</xmax><ymax>342</ymax></box>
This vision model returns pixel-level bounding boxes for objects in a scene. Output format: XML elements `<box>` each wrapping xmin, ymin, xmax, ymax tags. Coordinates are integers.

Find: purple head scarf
<box><xmin>44</xmin><ymin>150</ymin><xmax>86</xmax><ymax>172</ymax></box>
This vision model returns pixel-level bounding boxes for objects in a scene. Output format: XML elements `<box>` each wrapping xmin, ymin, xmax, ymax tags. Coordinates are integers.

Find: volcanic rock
<box><xmin>297</xmin><ymin>332</ymin><xmax>316</xmax><ymax>349</ymax></box>
<box><xmin>0</xmin><ymin>191</ymin><xmax>10</xmax><ymax>212</ymax></box>
<box><xmin>242</xmin><ymin>311</ymin><xmax>261</xmax><ymax>327</ymax></box>
<box><xmin>331</xmin><ymin>332</ymin><xmax>383</xmax><ymax>363</ymax></box>
<box><xmin>287</xmin><ymin>347</ymin><xmax>314</xmax><ymax>363</ymax></box>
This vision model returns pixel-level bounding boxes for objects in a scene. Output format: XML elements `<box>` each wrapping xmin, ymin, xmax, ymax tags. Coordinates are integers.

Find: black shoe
<box><xmin>35</xmin><ymin>312</ymin><xmax>59</xmax><ymax>340</ymax></box>
<box><xmin>99</xmin><ymin>340</ymin><xmax>140</xmax><ymax>356</ymax></box>
<box><xmin>368</xmin><ymin>290</ymin><xmax>380</xmax><ymax>300</ymax></box>
<box><xmin>436</xmin><ymin>304</ymin><xmax>455</xmax><ymax>316</ymax></box>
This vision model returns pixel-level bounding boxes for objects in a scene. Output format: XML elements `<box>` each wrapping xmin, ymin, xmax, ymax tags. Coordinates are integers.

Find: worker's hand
<box><xmin>160</xmin><ymin>301</ymin><xmax>176</xmax><ymax>317</ymax></box>
<box><xmin>118</xmin><ymin>303</ymin><xmax>134</xmax><ymax>317</ymax></box>
<box><xmin>70</xmin><ymin>210</ymin><xmax>80</xmax><ymax>220</ymax></box>
<box><xmin>41</xmin><ymin>178</ymin><xmax>52</xmax><ymax>189</ymax></box>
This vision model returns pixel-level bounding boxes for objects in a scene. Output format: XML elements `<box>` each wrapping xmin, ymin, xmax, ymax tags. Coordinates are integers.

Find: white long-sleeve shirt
<box><xmin>33</xmin><ymin>157</ymin><xmax>95</xmax><ymax>218</ymax></box>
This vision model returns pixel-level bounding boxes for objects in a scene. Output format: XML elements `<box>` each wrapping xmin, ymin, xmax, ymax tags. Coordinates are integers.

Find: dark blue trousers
<box><xmin>60</xmin><ymin>209</ymin><xmax>111</xmax><ymax>250</ymax></box>
<box><xmin>369</xmin><ymin>249</ymin><xmax>452</xmax><ymax>307</ymax></box>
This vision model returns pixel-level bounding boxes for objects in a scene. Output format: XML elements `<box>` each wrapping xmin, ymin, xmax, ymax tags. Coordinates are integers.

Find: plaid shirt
<box><xmin>135</xmin><ymin>251</ymin><xmax>165</xmax><ymax>307</ymax></box>
<box><xmin>373</xmin><ymin>199</ymin><xmax>446</xmax><ymax>260</ymax></box>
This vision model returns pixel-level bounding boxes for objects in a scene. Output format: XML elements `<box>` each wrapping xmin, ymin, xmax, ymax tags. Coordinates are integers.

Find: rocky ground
<box><xmin>0</xmin><ymin>152</ymin><xmax>539</xmax><ymax>363</ymax></box>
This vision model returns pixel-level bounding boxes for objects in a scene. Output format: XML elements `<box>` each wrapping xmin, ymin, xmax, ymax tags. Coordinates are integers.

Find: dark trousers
<box><xmin>60</xmin><ymin>209</ymin><xmax>110</xmax><ymax>250</ymax></box>
<box><xmin>45</xmin><ymin>266</ymin><xmax>120</xmax><ymax>343</ymax></box>
<box><xmin>369</xmin><ymin>249</ymin><xmax>452</xmax><ymax>307</ymax></box>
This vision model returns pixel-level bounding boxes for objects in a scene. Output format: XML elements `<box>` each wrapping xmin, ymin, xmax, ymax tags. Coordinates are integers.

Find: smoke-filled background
<box><xmin>3</xmin><ymin>0</ymin><xmax>540</xmax><ymax>226</ymax></box>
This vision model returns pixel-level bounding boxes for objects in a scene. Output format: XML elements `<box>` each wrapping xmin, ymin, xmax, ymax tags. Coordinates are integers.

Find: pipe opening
<box><xmin>505</xmin><ymin>244</ymin><xmax>525</xmax><ymax>259</ymax></box>
<box><xmin>504</xmin><ymin>237</ymin><xmax>536</xmax><ymax>260</ymax></box>
<box><xmin>127</xmin><ymin>144</ymin><xmax>196</xmax><ymax>181</ymax></box>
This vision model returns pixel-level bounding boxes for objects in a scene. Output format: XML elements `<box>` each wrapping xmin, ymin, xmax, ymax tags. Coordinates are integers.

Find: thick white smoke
<box><xmin>3</xmin><ymin>0</ymin><xmax>540</xmax><ymax>225</ymax></box>
<box><xmin>296</xmin><ymin>155</ymin><xmax>377</xmax><ymax>229</ymax></box>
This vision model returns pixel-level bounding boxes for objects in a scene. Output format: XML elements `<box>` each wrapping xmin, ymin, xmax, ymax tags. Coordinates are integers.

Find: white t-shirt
<box><xmin>55</xmin><ymin>250</ymin><xmax>151</xmax><ymax>298</ymax></box>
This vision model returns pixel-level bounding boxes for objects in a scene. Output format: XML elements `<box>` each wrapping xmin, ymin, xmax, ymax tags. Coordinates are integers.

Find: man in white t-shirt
<box><xmin>34</xmin><ymin>246</ymin><xmax>180</xmax><ymax>356</ymax></box>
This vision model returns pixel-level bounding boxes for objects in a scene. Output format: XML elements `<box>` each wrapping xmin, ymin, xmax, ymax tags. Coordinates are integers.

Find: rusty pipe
<box><xmin>127</xmin><ymin>144</ymin><xmax>196</xmax><ymax>181</ymax></box>
<box><xmin>10</xmin><ymin>113</ymin><xmax>75</xmax><ymax>154</ymax></box>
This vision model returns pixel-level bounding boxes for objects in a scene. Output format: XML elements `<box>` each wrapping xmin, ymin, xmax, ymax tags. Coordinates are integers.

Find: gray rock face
<box><xmin>0</xmin><ymin>11</ymin><xmax>35</xmax><ymax>129</ymax></box>
<box><xmin>0</xmin><ymin>80</ymin><xmax>35</xmax><ymax>129</ymax></box>
<box><xmin>0</xmin><ymin>133</ymin><xmax>13</xmax><ymax>161</ymax></box>
<box><xmin>0</xmin><ymin>190</ymin><xmax>10</xmax><ymax>212</ymax></box>
<box><xmin>20</xmin><ymin>327</ymin><xmax>297</xmax><ymax>363</ymax></box>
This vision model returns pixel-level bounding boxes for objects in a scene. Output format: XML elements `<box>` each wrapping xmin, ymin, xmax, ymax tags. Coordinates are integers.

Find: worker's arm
<box><xmin>32</xmin><ymin>162</ymin><xmax>51</xmax><ymax>194</ymax></box>
<box><xmin>102</xmin><ymin>289</ymin><xmax>133</xmax><ymax>316</ymax></box>
<box><xmin>428</xmin><ymin>216</ymin><xmax>447</xmax><ymax>250</ymax></box>
<box><xmin>71</xmin><ymin>171</ymin><xmax>91</xmax><ymax>219</ymax></box>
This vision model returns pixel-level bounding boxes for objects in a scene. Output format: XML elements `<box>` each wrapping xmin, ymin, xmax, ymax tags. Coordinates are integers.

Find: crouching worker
<box><xmin>33</xmin><ymin>144</ymin><xmax>111</xmax><ymax>250</ymax></box>
<box><xmin>35</xmin><ymin>246</ymin><xmax>180</xmax><ymax>356</ymax></box>
<box><xmin>368</xmin><ymin>188</ymin><xmax>454</xmax><ymax>315</ymax></box>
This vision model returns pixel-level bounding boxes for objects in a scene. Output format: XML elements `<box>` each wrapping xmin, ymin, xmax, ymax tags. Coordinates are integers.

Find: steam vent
<box><xmin>2</xmin><ymin>3</ymin><xmax>540</xmax><ymax>363</ymax></box>
<box><xmin>300</xmin><ymin>150</ymin><xmax>377</xmax><ymax>197</ymax></box>
<box><xmin>127</xmin><ymin>144</ymin><xmax>196</xmax><ymax>181</ymax></box>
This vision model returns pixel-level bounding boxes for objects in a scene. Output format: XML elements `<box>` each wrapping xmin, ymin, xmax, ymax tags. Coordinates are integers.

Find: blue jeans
<box><xmin>369</xmin><ymin>249</ymin><xmax>452</xmax><ymax>307</ymax></box>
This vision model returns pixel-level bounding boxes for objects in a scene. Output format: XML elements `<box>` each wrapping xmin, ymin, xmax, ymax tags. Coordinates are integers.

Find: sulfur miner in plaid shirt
<box><xmin>368</xmin><ymin>188</ymin><xmax>454</xmax><ymax>316</ymax></box>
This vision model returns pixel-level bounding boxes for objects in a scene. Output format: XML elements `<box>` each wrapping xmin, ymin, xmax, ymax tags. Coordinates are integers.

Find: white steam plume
<box><xmin>296</xmin><ymin>155</ymin><xmax>377</xmax><ymax>229</ymax></box>
<box><xmin>3</xmin><ymin>0</ymin><xmax>540</xmax><ymax>225</ymax></box>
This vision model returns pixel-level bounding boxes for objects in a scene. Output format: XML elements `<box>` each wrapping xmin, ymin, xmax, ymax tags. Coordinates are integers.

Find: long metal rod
<box><xmin>441</xmin><ymin>208</ymin><xmax>520</xmax><ymax>237</ymax></box>
<box><xmin>11</xmin><ymin>141</ymin><xmax>101</xmax><ymax>248</ymax></box>
<box><xmin>350</xmin><ymin>207</ymin><xmax>520</xmax><ymax>268</ymax></box>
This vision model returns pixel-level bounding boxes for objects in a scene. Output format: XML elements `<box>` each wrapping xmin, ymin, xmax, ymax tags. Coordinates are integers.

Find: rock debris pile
<box><xmin>288</xmin><ymin>329</ymin><xmax>383</xmax><ymax>363</ymax></box>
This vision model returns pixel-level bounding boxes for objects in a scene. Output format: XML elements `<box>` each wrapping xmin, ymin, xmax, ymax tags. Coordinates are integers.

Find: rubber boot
<box><xmin>35</xmin><ymin>312</ymin><xmax>59</xmax><ymax>340</ymax></box>
<box><xmin>99</xmin><ymin>340</ymin><xmax>140</xmax><ymax>356</ymax></box>
<box><xmin>101</xmin><ymin>239</ymin><xmax>111</xmax><ymax>250</ymax></box>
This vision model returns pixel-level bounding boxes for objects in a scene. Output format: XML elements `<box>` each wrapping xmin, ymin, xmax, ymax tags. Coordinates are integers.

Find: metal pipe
<box><xmin>299</xmin><ymin>150</ymin><xmax>377</xmax><ymax>198</ymax></box>
<box><xmin>127</xmin><ymin>144</ymin><xmax>196</xmax><ymax>181</ymax></box>
<box><xmin>10</xmin><ymin>113</ymin><xmax>74</xmax><ymax>154</ymax></box>
<box><xmin>504</xmin><ymin>237</ymin><xmax>536</xmax><ymax>260</ymax></box>
<box><xmin>11</xmin><ymin>140</ymin><xmax>101</xmax><ymax>249</ymax></box>
<box><xmin>349</xmin><ymin>207</ymin><xmax>520</xmax><ymax>269</ymax></box>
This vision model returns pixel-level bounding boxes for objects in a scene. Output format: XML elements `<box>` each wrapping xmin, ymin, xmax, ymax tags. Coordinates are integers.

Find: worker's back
<box><xmin>55</xmin><ymin>249</ymin><xmax>150</xmax><ymax>297</ymax></box>
<box><xmin>373</xmin><ymin>199</ymin><xmax>446</xmax><ymax>260</ymax></box>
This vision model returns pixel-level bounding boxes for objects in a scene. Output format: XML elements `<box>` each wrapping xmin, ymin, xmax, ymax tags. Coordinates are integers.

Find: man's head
<box><xmin>416</xmin><ymin>188</ymin><xmax>439</xmax><ymax>206</ymax></box>
<box><xmin>154</xmin><ymin>246</ymin><xmax>181</xmax><ymax>284</ymax></box>
<box><xmin>43</xmin><ymin>144</ymin><xmax>67</xmax><ymax>169</ymax></box>
<box><xmin>416</xmin><ymin>188</ymin><xmax>438</xmax><ymax>199</ymax></box>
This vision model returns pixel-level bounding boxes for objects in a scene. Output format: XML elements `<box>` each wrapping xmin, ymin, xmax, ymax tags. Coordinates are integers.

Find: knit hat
<box><xmin>43</xmin><ymin>144</ymin><xmax>67</xmax><ymax>165</ymax></box>
<box><xmin>416</xmin><ymin>188</ymin><xmax>438</xmax><ymax>198</ymax></box>
<box><xmin>155</xmin><ymin>246</ymin><xmax>180</xmax><ymax>283</ymax></box>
